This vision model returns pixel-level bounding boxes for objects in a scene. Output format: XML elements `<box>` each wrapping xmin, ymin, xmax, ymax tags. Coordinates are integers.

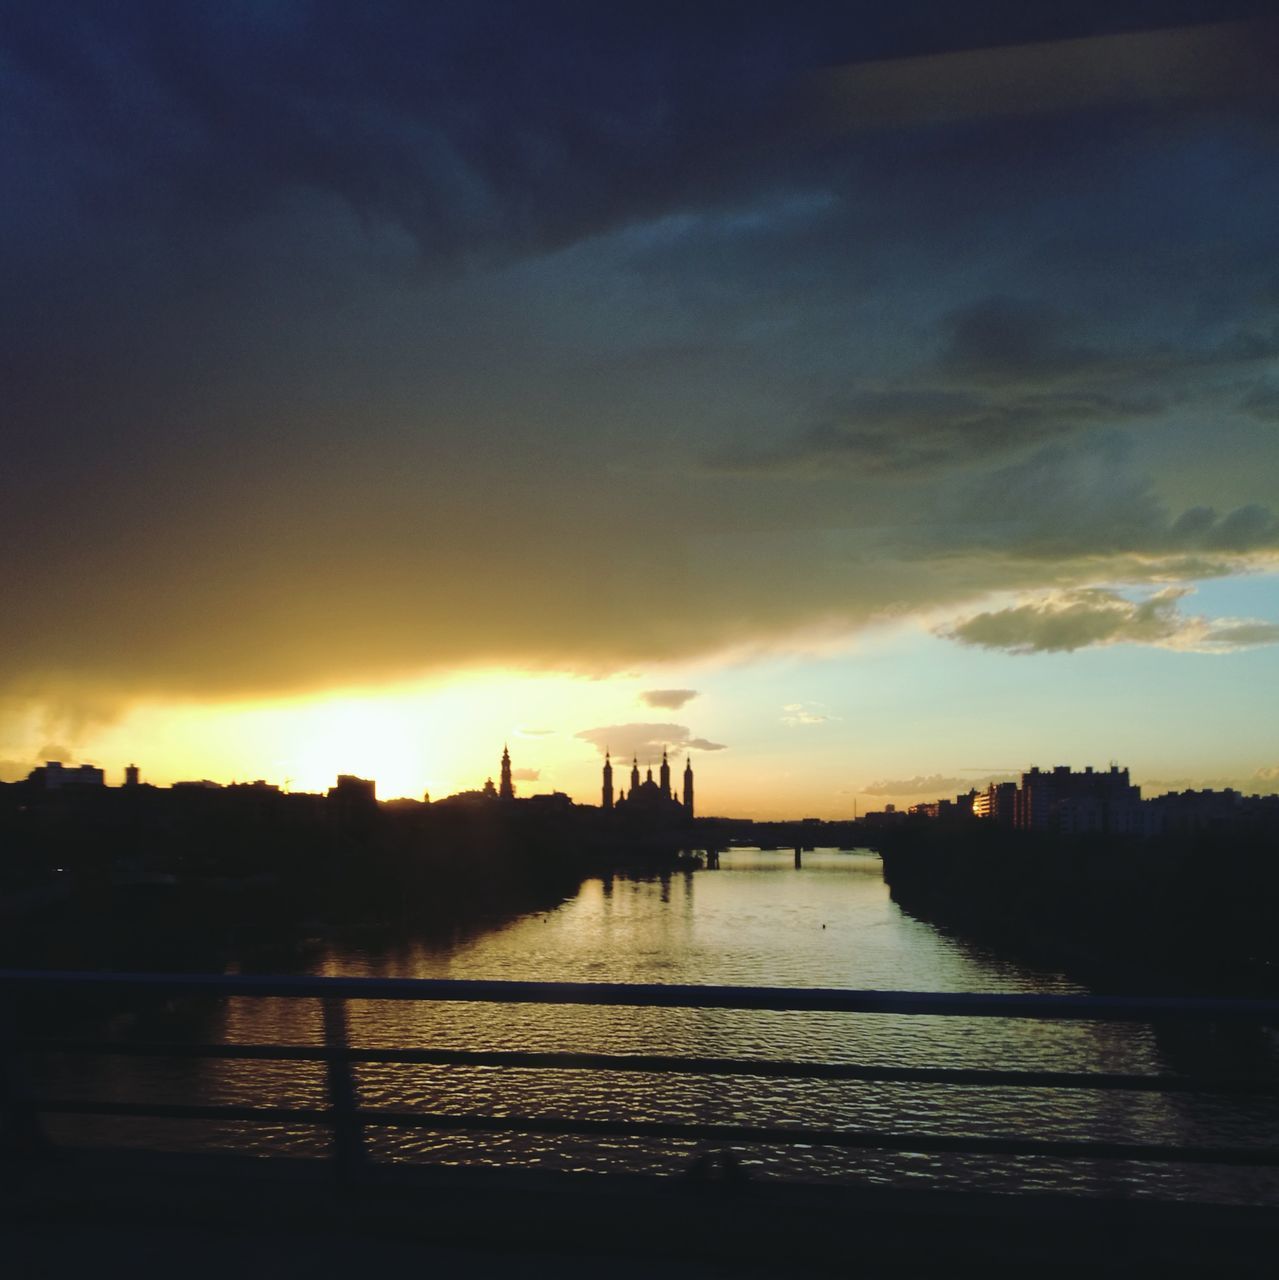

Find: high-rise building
<box><xmin>973</xmin><ymin>781</ymin><xmax>1016</xmax><ymax>823</ymax></box>
<box><xmin>1014</xmin><ymin>765</ymin><xmax>1140</xmax><ymax>832</ymax></box>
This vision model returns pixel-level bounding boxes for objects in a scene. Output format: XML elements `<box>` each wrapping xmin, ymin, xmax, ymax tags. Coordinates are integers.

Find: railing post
<box><xmin>0</xmin><ymin>993</ymin><xmax>48</xmax><ymax>1160</ymax></box>
<box><xmin>322</xmin><ymin>995</ymin><xmax>365</xmax><ymax>1184</ymax></box>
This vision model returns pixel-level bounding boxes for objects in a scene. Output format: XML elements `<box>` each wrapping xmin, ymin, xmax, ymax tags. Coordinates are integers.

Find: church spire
<box><xmin>602</xmin><ymin>750</ymin><xmax>614</xmax><ymax>810</ymax></box>
<box><xmin>683</xmin><ymin>753</ymin><xmax>694</xmax><ymax>819</ymax></box>
<box><xmin>659</xmin><ymin>747</ymin><xmax>671</xmax><ymax>798</ymax></box>
<box><xmin>499</xmin><ymin>744</ymin><xmax>514</xmax><ymax>800</ymax></box>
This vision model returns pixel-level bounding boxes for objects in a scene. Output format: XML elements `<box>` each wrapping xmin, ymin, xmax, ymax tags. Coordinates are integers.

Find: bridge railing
<box><xmin>3</xmin><ymin>970</ymin><xmax>1278</xmax><ymax>1183</ymax></box>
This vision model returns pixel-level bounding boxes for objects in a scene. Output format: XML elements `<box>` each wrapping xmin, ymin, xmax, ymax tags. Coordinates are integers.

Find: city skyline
<box><xmin>16</xmin><ymin>730</ymin><xmax>1278</xmax><ymax>823</ymax></box>
<box><xmin>4</xmin><ymin>588</ymin><xmax>1279</xmax><ymax>816</ymax></box>
<box><xmin>3</xmin><ymin>5</ymin><xmax>1278</xmax><ymax>818</ymax></box>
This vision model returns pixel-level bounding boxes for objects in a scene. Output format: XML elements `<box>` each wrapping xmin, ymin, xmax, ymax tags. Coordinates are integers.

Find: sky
<box><xmin>3</xmin><ymin>2</ymin><xmax>1278</xmax><ymax>816</ymax></box>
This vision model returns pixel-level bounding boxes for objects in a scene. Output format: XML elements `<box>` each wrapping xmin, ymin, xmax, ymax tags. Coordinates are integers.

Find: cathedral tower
<box><xmin>659</xmin><ymin>748</ymin><xmax>671</xmax><ymax>798</ymax></box>
<box><xmin>602</xmin><ymin>751</ymin><xmax>614</xmax><ymax>809</ymax></box>
<box><xmin>499</xmin><ymin>745</ymin><xmax>514</xmax><ymax>800</ymax></box>
<box><xmin>630</xmin><ymin>756</ymin><xmax>640</xmax><ymax>791</ymax></box>
<box><xmin>683</xmin><ymin>755</ymin><xmax>694</xmax><ymax>819</ymax></box>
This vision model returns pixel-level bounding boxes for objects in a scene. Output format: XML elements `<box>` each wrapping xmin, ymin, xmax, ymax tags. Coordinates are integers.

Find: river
<box><xmin>37</xmin><ymin>850</ymin><xmax>1279</xmax><ymax>1202</ymax></box>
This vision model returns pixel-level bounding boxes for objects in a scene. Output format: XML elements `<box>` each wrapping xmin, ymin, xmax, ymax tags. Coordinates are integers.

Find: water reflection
<box><xmin>35</xmin><ymin>850</ymin><xmax>1279</xmax><ymax>1202</ymax></box>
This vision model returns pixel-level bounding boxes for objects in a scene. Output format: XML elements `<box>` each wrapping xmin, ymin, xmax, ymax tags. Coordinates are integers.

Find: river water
<box><xmin>38</xmin><ymin>851</ymin><xmax>1279</xmax><ymax>1202</ymax></box>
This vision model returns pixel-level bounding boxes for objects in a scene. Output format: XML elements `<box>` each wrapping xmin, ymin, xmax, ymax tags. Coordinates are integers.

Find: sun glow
<box><xmin>281</xmin><ymin>698</ymin><xmax>443</xmax><ymax>799</ymax></box>
<box><xmin>70</xmin><ymin>669</ymin><xmax>643</xmax><ymax>801</ymax></box>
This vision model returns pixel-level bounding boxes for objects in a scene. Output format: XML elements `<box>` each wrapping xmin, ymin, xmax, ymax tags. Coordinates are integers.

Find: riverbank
<box><xmin>874</xmin><ymin>823</ymin><xmax>1279</xmax><ymax>995</ymax></box>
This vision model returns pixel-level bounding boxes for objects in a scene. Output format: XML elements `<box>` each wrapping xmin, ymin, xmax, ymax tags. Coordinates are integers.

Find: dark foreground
<box><xmin>6</xmin><ymin>1148</ymin><xmax>1279</xmax><ymax>1277</ymax></box>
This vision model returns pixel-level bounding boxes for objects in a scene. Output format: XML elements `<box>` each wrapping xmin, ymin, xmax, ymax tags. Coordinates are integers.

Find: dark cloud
<box><xmin>25</xmin><ymin>5</ymin><xmax>1266</xmax><ymax>286</ymax></box>
<box><xmin>816</xmin><ymin>19</ymin><xmax>1279</xmax><ymax>132</ymax></box>
<box><xmin>0</xmin><ymin>1</ymin><xmax>852</xmax><ymax>273</ymax></box>
<box><xmin>711</xmin><ymin>286</ymin><xmax>1279</xmax><ymax>479</ymax></box>
<box><xmin>0</xmin><ymin>3</ymin><xmax>1277</xmax><ymax>719</ymax></box>
<box><xmin>1242</xmin><ymin>383</ymin><xmax>1279</xmax><ymax>422</ymax></box>
<box><xmin>576</xmin><ymin>723</ymin><xmax>724</xmax><ymax>760</ymax></box>
<box><xmin>639</xmin><ymin>689</ymin><xmax>699</xmax><ymax>710</ymax></box>
<box><xmin>724</xmin><ymin>386</ymin><xmax>1161</xmax><ymax>476</ymax></box>
<box><xmin>942</xmin><ymin>586</ymin><xmax>1279</xmax><ymax>653</ymax></box>
<box><xmin>939</xmin><ymin>298</ymin><xmax>1105</xmax><ymax>386</ymax></box>
<box><xmin>921</xmin><ymin>443</ymin><xmax>1279</xmax><ymax>565</ymax></box>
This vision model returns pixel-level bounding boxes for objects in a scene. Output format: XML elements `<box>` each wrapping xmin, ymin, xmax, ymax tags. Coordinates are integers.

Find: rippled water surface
<box><xmin>38</xmin><ymin>851</ymin><xmax>1279</xmax><ymax>1201</ymax></box>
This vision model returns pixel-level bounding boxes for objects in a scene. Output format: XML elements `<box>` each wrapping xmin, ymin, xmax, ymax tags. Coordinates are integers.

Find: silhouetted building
<box><xmin>328</xmin><ymin>774</ymin><xmax>377</xmax><ymax>822</ymax></box>
<box><xmin>612</xmin><ymin>748</ymin><xmax>692</xmax><ymax>822</ymax></box>
<box><xmin>436</xmin><ymin>784</ymin><xmax>495</xmax><ymax>807</ymax></box>
<box><xmin>527</xmin><ymin>791</ymin><xmax>574</xmax><ymax>813</ymax></box>
<box><xmin>908</xmin><ymin>792</ymin><xmax>977</xmax><ymax>822</ymax></box>
<box><xmin>973</xmin><ymin>782</ymin><xmax>1017</xmax><ymax>824</ymax></box>
<box><xmin>124</xmin><ymin>763</ymin><xmax>140</xmax><ymax>787</ymax></box>
<box><xmin>228</xmin><ymin>780</ymin><xmax>281</xmax><ymax>795</ymax></box>
<box><xmin>27</xmin><ymin>761</ymin><xmax>104</xmax><ymax>790</ymax></box>
<box><xmin>1147</xmin><ymin>788</ymin><xmax>1247</xmax><ymax>833</ymax></box>
<box><xmin>862</xmin><ymin>803</ymin><xmax>906</xmax><ymax>827</ymax></box>
<box><xmin>439</xmin><ymin>751</ymin><xmax>520</xmax><ymax>806</ymax></box>
<box><xmin>1014</xmin><ymin>765</ymin><xmax>1141</xmax><ymax>834</ymax></box>
<box><xmin>602</xmin><ymin>751</ymin><xmax>614</xmax><ymax>809</ymax></box>
<box><xmin>328</xmin><ymin>775</ymin><xmax>374</xmax><ymax>803</ymax></box>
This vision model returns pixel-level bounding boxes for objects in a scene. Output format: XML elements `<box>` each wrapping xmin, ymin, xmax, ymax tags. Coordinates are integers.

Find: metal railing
<box><xmin>3</xmin><ymin>970</ymin><xmax>1278</xmax><ymax>1183</ymax></box>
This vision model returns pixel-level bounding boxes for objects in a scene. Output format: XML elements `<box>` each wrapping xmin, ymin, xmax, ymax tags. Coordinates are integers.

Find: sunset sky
<box><xmin>3</xmin><ymin>3</ymin><xmax>1278</xmax><ymax>816</ymax></box>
